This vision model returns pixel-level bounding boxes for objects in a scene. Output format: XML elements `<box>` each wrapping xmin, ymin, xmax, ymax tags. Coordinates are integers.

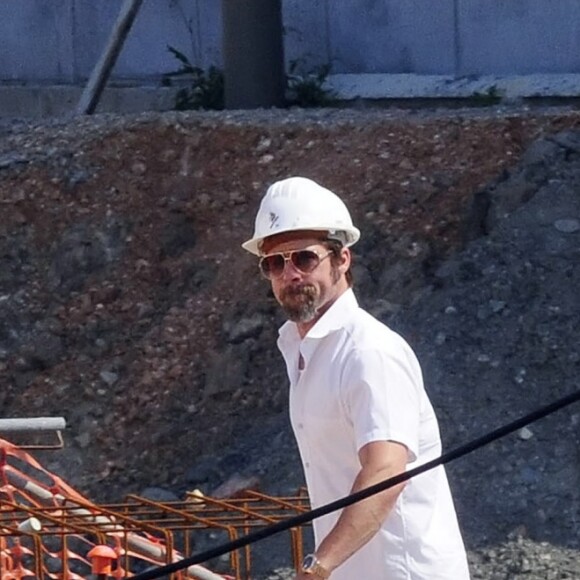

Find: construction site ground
<box><xmin>0</xmin><ymin>103</ymin><xmax>579</xmax><ymax>579</ymax></box>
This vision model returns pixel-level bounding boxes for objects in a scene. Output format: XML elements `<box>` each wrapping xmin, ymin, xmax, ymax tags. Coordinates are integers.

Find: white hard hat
<box><xmin>242</xmin><ymin>177</ymin><xmax>361</xmax><ymax>255</ymax></box>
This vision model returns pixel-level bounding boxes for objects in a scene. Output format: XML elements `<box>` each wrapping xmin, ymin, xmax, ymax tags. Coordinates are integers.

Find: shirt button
<box><xmin>305</xmin><ymin>462</ymin><xmax>310</xmax><ymax>469</ymax></box>
<box><xmin>298</xmin><ymin>423</ymin><xmax>304</xmax><ymax>429</ymax></box>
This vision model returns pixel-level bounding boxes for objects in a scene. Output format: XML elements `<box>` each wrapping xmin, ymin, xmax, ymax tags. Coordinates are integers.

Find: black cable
<box><xmin>132</xmin><ymin>388</ymin><xmax>580</xmax><ymax>580</ymax></box>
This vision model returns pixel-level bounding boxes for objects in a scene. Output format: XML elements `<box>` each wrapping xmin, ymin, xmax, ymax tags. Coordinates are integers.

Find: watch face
<box><xmin>302</xmin><ymin>554</ymin><xmax>316</xmax><ymax>570</ymax></box>
<box><xmin>301</xmin><ymin>554</ymin><xmax>330</xmax><ymax>579</ymax></box>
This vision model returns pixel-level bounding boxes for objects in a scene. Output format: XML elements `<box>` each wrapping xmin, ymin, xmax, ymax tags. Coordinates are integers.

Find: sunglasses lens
<box><xmin>291</xmin><ymin>250</ymin><xmax>320</xmax><ymax>273</ymax></box>
<box><xmin>260</xmin><ymin>249</ymin><xmax>327</xmax><ymax>279</ymax></box>
<box><xmin>260</xmin><ymin>254</ymin><xmax>285</xmax><ymax>279</ymax></box>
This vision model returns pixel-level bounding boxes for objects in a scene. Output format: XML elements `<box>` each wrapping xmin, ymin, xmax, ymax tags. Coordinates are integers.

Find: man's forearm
<box><xmin>311</xmin><ymin>465</ymin><xmax>406</xmax><ymax>575</ymax></box>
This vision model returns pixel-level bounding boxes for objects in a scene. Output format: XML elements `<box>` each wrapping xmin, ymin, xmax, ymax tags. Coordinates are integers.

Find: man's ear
<box><xmin>339</xmin><ymin>247</ymin><xmax>351</xmax><ymax>273</ymax></box>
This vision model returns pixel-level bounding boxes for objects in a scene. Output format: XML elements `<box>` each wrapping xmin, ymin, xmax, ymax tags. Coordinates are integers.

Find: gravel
<box><xmin>1</xmin><ymin>105</ymin><xmax>579</xmax><ymax>579</ymax></box>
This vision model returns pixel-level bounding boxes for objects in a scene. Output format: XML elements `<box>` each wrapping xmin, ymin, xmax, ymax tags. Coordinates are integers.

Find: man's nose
<box><xmin>280</xmin><ymin>256</ymin><xmax>302</xmax><ymax>280</ymax></box>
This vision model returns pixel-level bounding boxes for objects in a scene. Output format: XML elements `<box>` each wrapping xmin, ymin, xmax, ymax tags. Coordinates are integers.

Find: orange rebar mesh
<box><xmin>0</xmin><ymin>438</ymin><xmax>311</xmax><ymax>580</ymax></box>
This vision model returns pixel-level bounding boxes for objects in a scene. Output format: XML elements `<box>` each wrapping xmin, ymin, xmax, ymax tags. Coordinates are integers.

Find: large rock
<box><xmin>49</xmin><ymin>216</ymin><xmax>128</xmax><ymax>294</ymax></box>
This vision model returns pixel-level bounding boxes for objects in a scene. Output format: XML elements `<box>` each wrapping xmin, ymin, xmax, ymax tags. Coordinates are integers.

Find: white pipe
<box><xmin>0</xmin><ymin>417</ymin><xmax>66</xmax><ymax>433</ymax></box>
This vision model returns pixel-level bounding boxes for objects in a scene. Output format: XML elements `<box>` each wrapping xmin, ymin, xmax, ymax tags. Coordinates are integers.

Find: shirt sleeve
<box><xmin>340</xmin><ymin>345</ymin><xmax>422</xmax><ymax>462</ymax></box>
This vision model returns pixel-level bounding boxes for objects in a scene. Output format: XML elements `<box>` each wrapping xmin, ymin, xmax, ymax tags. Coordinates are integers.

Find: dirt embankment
<box><xmin>0</xmin><ymin>106</ymin><xmax>579</xmax><ymax>578</ymax></box>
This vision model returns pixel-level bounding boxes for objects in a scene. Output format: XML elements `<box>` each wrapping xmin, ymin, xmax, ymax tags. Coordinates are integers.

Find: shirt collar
<box><xmin>278</xmin><ymin>288</ymin><xmax>358</xmax><ymax>345</ymax></box>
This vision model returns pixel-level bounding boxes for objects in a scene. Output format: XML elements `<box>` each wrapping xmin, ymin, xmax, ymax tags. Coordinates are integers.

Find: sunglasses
<box><xmin>259</xmin><ymin>247</ymin><xmax>333</xmax><ymax>279</ymax></box>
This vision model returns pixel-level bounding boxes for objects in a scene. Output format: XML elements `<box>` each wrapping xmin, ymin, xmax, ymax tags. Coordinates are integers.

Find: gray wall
<box><xmin>0</xmin><ymin>0</ymin><xmax>222</xmax><ymax>82</ymax></box>
<box><xmin>1</xmin><ymin>0</ymin><xmax>580</xmax><ymax>83</ymax></box>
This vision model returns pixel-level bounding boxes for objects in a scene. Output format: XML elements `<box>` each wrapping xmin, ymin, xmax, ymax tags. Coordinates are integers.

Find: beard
<box><xmin>279</xmin><ymin>283</ymin><xmax>319</xmax><ymax>323</ymax></box>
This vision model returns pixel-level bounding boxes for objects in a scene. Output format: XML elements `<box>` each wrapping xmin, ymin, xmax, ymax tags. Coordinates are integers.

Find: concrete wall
<box><xmin>1</xmin><ymin>0</ymin><xmax>580</xmax><ymax>83</ymax></box>
<box><xmin>456</xmin><ymin>0</ymin><xmax>580</xmax><ymax>75</ymax></box>
<box><xmin>0</xmin><ymin>0</ymin><xmax>223</xmax><ymax>83</ymax></box>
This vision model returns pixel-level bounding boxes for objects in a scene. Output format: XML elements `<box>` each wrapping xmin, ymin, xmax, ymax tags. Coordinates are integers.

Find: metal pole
<box><xmin>76</xmin><ymin>0</ymin><xmax>145</xmax><ymax>115</ymax></box>
<box><xmin>222</xmin><ymin>0</ymin><xmax>285</xmax><ymax>109</ymax></box>
<box><xmin>0</xmin><ymin>417</ymin><xmax>66</xmax><ymax>433</ymax></box>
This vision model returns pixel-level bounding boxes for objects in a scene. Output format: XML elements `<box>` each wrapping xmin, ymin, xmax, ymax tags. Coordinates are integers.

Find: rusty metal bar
<box><xmin>1</xmin><ymin>435</ymin><xmax>312</xmax><ymax>580</ymax></box>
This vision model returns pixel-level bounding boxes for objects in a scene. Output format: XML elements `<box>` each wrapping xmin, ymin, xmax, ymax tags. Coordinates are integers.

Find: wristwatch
<box><xmin>301</xmin><ymin>553</ymin><xmax>331</xmax><ymax>578</ymax></box>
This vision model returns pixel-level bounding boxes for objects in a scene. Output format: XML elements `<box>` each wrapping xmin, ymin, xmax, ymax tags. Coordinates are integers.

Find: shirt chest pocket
<box><xmin>299</xmin><ymin>386</ymin><xmax>350</xmax><ymax>440</ymax></box>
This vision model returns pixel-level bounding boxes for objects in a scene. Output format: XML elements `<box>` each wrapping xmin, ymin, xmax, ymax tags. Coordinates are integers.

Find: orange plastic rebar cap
<box><xmin>88</xmin><ymin>545</ymin><xmax>118</xmax><ymax>574</ymax></box>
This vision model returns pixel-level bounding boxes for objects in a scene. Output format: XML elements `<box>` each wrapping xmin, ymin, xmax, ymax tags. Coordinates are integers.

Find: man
<box><xmin>242</xmin><ymin>177</ymin><xmax>470</xmax><ymax>579</ymax></box>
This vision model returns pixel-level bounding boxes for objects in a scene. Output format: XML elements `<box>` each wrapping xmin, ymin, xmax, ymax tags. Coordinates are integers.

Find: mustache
<box><xmin>280</xmin><ymin>284</ymin><xmax>316</xmax><ymax>300</ymax></box>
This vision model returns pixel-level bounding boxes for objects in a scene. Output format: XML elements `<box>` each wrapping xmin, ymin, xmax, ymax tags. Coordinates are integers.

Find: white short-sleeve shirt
<box><xmin>278</xmin><ymin>289</ymin><xmax>470</xmax><ymax>580</ymax></box>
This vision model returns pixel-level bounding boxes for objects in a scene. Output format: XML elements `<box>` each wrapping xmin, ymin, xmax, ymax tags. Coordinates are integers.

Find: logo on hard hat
<box><xmin>269</xmin><ymin>212</ymin><xmax>279</xmax><ymax>229</ymax></box>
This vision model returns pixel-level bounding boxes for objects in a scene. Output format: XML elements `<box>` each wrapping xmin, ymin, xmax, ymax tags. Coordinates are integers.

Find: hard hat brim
<box><xmin>241</xmin><ymin>226</ymin><xmax>360</xmax><ymax>256</ymax></box>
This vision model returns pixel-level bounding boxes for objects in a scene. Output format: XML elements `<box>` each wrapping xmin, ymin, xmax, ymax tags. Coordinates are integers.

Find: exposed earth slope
<box><xmin>0</xmin><ymin>106</ymin><xmax>579</xmax><ymax>578</ymax></box>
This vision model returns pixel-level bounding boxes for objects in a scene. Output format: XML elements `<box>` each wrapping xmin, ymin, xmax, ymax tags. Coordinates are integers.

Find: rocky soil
<box><xmin>0</xmin><ymin>105</ymin><xmax>579</xmax><ymax>578</ymax></box>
